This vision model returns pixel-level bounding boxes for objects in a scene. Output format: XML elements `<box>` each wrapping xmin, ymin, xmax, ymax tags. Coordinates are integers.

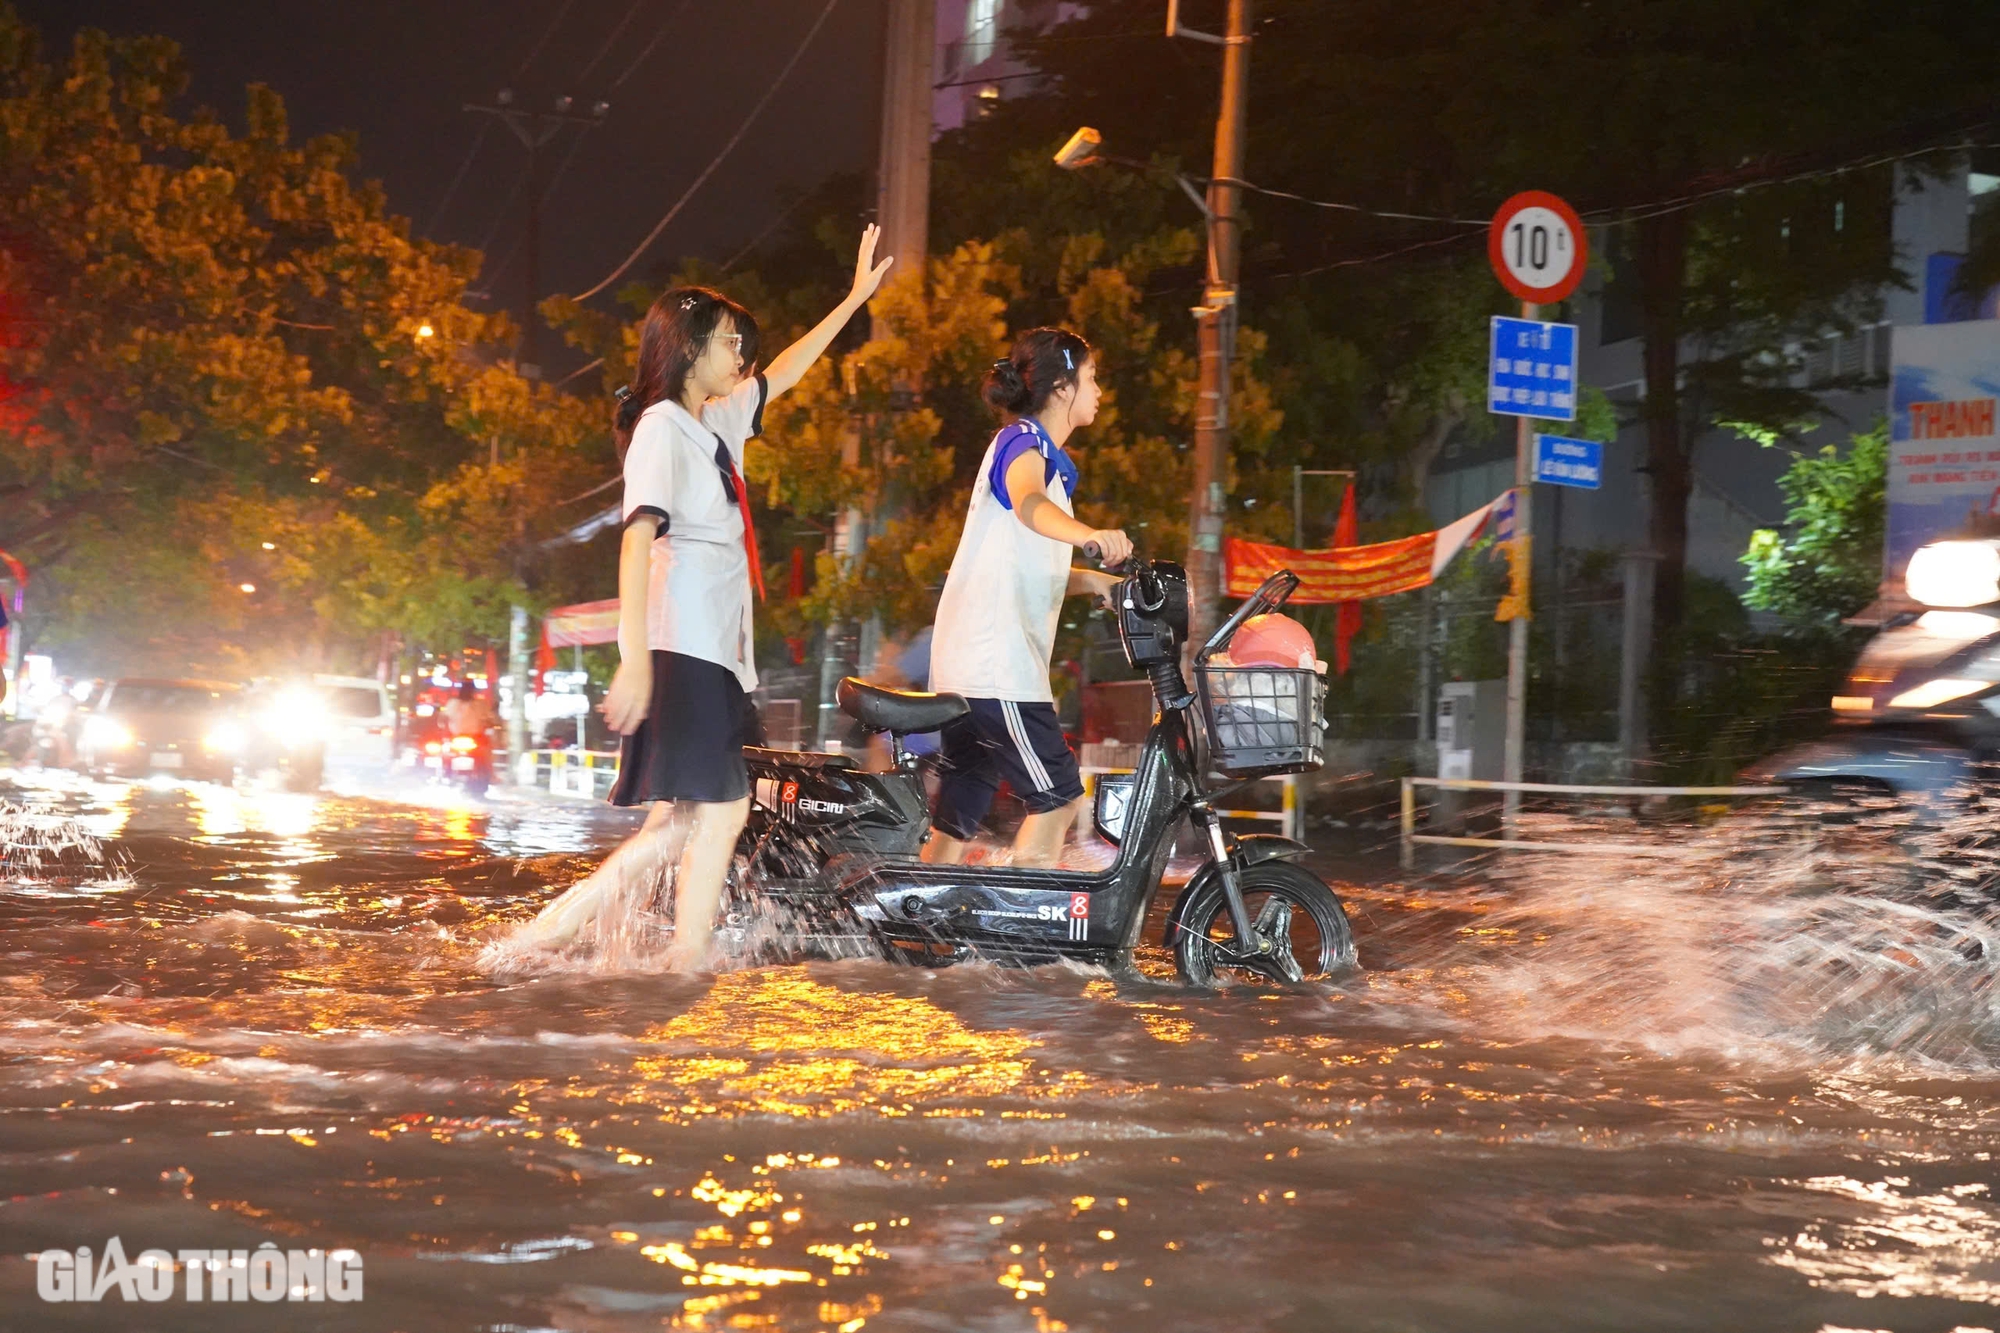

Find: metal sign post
<box><xmin>1486</xmin><ymin>191</ymin><xmax>1587</xmax><ymax>832</ymax></box>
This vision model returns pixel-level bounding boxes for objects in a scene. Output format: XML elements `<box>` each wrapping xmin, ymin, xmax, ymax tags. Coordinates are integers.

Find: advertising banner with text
<box><xmin>1889</xmin><ymin>321</ymin><xmax>2000</xmax><ymax>580</ymax></box>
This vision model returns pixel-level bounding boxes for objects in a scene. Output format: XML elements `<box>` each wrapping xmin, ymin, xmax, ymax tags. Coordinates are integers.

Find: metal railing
<box><xmin>1398</xmin><ymin>775</ymin><xmax>1786</xmax><ymax>868</ymax></box>
<box><xmin>517</xmin><ymin>748</ymin><xmax>622</xmax><ymax>801</ymax></box>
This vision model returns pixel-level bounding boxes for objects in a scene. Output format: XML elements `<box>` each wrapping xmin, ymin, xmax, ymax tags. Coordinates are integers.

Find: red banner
<box><xmin>543</xmin><ymin>599</ymin><xmax>620</xmax><ymax>648</ymax></box>
<box><xmin>1225</xmin><ymin>533</ymin><xmax>1438</xmax><ymax>603</ymax></box>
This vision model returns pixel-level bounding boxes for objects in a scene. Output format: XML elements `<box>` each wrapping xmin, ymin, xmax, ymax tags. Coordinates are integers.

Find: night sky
<box><xmin>15</xmin><ymin>0</ymin><xmax>891</xmax><ymax>309</ymax></box>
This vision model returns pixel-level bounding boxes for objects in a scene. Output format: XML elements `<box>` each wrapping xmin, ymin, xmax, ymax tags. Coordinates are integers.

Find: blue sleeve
<box><xmin>987</xmin><ymin>425</ymin><xmax>1042</xmax><ymax>511</ymax></box>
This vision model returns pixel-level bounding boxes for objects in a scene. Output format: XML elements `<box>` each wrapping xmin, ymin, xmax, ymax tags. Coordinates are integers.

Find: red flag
<box><xmin>1333</xmin><ymin>483</ymin><xmax>1361</xmax><ymax>675</ymax></box>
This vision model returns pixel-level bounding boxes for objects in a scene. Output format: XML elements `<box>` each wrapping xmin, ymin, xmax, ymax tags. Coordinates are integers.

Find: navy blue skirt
<box><xmin>608</xmin><ymin>651</ymin><xmax>764</xmax><ymax>806</ymax></box>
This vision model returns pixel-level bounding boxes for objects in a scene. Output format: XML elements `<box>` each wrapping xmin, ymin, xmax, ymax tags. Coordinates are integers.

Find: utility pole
<box><xmin>875</xmin><ymin>0</ymin><xmax>935</xmax><ymax>276</ymax></box>
<box><xmin>462</xmin><ymin>91</ymin><xmax>609</xmax><ymax>379</ymax></box>
<box><xmin>1502</xmin><ymin>300</ymin><xmax>1535</xmax><ymax>826</ymax></box>
<box><xmin>1180</xmin><ymin>0</ymin><xmax>1254</xmax><ymax>649</ymax></box>
<box><xmin>817</xmin><ymin>0</ymin><xmax>935</xmax><ymax>748</ymax></box>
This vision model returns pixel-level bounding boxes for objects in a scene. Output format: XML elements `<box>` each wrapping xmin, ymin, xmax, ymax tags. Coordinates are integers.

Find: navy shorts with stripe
<box><xmin>931</xmin><ymin>698</ymin><xmax>1085</xmax><ymax>840</ymax></box>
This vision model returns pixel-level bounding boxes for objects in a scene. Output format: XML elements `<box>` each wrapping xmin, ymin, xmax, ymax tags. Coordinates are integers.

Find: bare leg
<box><xmin>661</xmin><ymin>795</ymin><xmax>750</xmax><ymax>972</ymax></box>
<box><xmin>1011</xmin><ymin>796</ymin><xmax>1087</xmax><ymax>868</ymax></box>
<box><xmin>518</xmin><ymin>801</ymin><xmax>689</xmax><ymax>947</ymax></box>
<box><xmin>921</xmin><ymin>828</ymin><xmax>969</xmax><ymax>864</ymax></box>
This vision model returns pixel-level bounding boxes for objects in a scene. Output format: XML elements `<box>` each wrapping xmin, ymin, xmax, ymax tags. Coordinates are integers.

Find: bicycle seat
<box><xmin>836</xmin><ymin>677</ymin><xmax>970</xmax><ymax>735</ymax></box>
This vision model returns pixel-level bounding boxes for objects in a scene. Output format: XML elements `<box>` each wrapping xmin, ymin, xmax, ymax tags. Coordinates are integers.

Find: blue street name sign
<box><xmin>1488</xmin><ymin>316</ymin><xmax>1578</xmax><ymax>421</ymax></box>
<box><xmin>1533</xmin><ymin>434</ymin><xmax>1602</xmax><ymax>489</ymax></box>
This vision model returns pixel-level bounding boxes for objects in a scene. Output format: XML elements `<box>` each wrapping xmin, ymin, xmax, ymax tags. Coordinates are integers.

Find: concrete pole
<box><xmin>506</xmin><ymin>605</ymin><xmax>529</xmax><ymax>780</ymax></box>
<box><xmin>1185</xmin><ymin>0</ymin><xmax>1253</xmax><ymax>651</ymax></box>
<box><xmin>874</xmin><ymin>0</ymin><xmax>935</xmax><ymax>276</ymax></box>
<box><xmin>1502</xmin><ymin>300</ymin><xmax>1537</xmax><ymax>828</ymax></box>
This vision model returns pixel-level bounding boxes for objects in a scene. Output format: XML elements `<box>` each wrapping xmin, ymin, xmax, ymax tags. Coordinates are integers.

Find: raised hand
<box><xmin>850</xmin><ymin>222</ymin><xmax>895</xmax><ymax>303</ymax></box>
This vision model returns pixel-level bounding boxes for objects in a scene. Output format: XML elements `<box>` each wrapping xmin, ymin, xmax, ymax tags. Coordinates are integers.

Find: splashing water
<box><xmin>0</xmin><ymin>797</ymin><xmax>122</xmax><ymax>882</ymax></box>
<box><xmin>1383</xmin><ymin>791</ymin><xmax>2000</xmax><ymax>1071</ymax></box>
<box><xmin>15</xmin><ymin>769</ymin><xmax>2000</xmax><ymax>1328</ymax></box>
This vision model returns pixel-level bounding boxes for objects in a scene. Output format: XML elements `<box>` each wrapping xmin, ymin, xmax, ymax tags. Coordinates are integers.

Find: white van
<box><xmin>311</xmin><ymin>674</ymin><xmax>396</xmax><ymax>768</ymax></box>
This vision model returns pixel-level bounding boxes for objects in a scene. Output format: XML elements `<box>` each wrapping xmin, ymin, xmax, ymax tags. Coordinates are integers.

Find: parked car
<box><xmin>78</xmin><ymin>679</ymin><xmax>243</xmax><ymax>782</ymax></box>
<box><xmin>311</xmin><ymin>674</ymin><xmax>396</xmax><ymax>769</ymax></box>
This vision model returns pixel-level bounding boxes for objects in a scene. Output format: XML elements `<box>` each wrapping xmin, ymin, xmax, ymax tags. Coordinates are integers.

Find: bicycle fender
<box><xmin>1163</xmin><ymin>834</ymin><xmax>1313</xmax><ymax>939</ymax></box>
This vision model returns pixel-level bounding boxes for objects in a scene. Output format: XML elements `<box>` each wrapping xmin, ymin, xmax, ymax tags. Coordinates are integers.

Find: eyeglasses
<box><xmin>707</xmin><ymin>334</ymin><xmax>744</xmax><ymax>351</ymax></box>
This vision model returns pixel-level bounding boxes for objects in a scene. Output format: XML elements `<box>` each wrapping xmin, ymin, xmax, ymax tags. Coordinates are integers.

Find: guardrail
<box><xmin>517</xmin><ymin>748</ymin><xmax>622</xmax><ymax>801</ymax></box>
<box><xmin>1398</xmin><ymin>776</ymin><xmax>1787</xmax><ymax>868</ymax></box>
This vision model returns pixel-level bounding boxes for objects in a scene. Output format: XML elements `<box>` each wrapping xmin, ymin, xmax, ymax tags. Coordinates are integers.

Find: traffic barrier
<box><xmin>517</xmin><ymin>748</ymin><xmax>621</xmax><ymax>802</ymax></box>
<box><xmin>1398</xmin><ymin>775</ymin><xmax>1787</xmax><ymax>868</ymax></box>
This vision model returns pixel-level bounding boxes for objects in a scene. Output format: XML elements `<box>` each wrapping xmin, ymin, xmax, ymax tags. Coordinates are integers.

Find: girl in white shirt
<box><xmin>521</xmin><ymin>226</ymin><xmax>892</xmax><ymax>968</ymax></box>
<box><xmin>924</xmin><ymin>328</ymin><xmax>1132</xmax><ymax>867</ymax></box>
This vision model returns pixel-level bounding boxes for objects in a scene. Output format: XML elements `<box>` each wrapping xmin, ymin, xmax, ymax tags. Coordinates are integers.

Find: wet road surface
<box><xmin>4</xmin><ymin>770</ymin><xmax>2000</xmax><ymax>1331</ymax></box>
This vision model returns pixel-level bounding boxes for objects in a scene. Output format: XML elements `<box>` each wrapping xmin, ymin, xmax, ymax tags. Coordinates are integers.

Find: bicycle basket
<box><xmin>1193</xmin><ymin>664</ymin><xmax>1326</xmax><ymax>777</ymax></box>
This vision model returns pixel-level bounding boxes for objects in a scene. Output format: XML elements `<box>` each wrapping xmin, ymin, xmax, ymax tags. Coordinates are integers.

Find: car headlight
<box><xmin>1887</xmin><ymin>678</ymin><xmax>1989</xmax><ymax>710</ymax></box>
<box><xmin>1907</xmin><ymin>541</ymin><xmax>2000</xmax><ymax>608</ymax></box>
<box><xmin>203</xmin><ymin>721</ymin><xmax>248</xmax><ymax>754</ymax></box>
<box><xmin>81</xmin><ymin>717</ymin><xmax>134</xmax><ymax>750</ymax></box>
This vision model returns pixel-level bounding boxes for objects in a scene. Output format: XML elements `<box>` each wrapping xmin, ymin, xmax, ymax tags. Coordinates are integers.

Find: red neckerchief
<box><xmin>712</xmin><ymin>436</ymin><xmax>765</xmax><ymax>601</ymax></box>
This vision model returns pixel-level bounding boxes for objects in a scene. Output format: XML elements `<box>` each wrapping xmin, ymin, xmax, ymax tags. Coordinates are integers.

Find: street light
<box><xmin>1054</xmin><ymin>127</ymin><xmax>1102</xmax><ymax>170</ymax></box>
<box><xmin>416</xmin><ymin>323</ymin><xmax>435</xmax><ymax>340</ymax></box>
<box><xmin>239</xmin><ymin>583</ymin><xmax>256</xmax><ymax>594</ymax></box>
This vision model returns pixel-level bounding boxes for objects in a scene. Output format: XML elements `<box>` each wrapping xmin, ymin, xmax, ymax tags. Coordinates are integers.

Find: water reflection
<box><xmin>9</xmin><ymin>770</ymin><xmax>2000</xmax><ymax>1329</ymax></box>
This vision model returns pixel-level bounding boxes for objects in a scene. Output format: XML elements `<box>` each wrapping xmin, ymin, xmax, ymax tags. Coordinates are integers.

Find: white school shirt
<box><xmin>620</xmin><ymin>374</ymin><xmax>767</xmax><ymax>692</ymax></box>
<box><xmin>929</xmin><ymin>419</ymin><xmax>1078</xmax><ymax>703</ymax></box>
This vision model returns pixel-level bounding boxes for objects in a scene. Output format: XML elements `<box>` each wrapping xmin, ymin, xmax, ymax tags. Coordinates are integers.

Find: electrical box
<box><xmin>1436</xmin><ymin>679</ymin><xmax>1506</xmax><ymax>782</ymax></box>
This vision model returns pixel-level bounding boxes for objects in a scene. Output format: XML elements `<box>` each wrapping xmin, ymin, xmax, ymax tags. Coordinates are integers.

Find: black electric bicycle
<box><xmin>728</xmin><ymin>556</ymin><xmax>1356</xmax><ymax>987</ymax></box>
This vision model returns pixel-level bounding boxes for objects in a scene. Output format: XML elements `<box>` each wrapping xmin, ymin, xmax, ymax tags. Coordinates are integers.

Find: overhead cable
<box><xmin>571</xmin><ymin>0</ymin><xmax>844</xmax><ymax>303</ymax></box>
<box><xmin>609</xmin><ymin>0</ymin><xmax>698</xmax><ymax>90</ymax></box>
<box><xmin>424</xmin><ymin>119</ymin><xmax>491</xmax><ymax>238</ymax></box>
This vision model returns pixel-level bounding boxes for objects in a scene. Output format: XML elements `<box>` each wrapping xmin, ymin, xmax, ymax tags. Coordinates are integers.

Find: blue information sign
<box><xmin>1488</xmin><ymin>316</ymin><xmax>1578</xmax><ymax>421</ymax></box>
<box><xmin>1533</xmin><ymin>434</ymin><xmax>1602</xmax><ymax>489</ymax></box>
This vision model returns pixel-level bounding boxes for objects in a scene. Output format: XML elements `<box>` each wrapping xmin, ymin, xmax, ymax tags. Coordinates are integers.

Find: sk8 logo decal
<box><xmin>1068</xmin><ymin>892</ymin><xmax>1089</xmax><ymax>941</ymax></box>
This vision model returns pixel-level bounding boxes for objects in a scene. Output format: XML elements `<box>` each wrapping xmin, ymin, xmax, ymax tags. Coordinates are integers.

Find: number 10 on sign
<box><xmin>1488</xmin><ymin>191</ymin><xmax>1587</xmax><ymax>305</ymax></box>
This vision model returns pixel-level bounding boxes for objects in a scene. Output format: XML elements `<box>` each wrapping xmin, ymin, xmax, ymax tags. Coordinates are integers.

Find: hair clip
<box><xmin>680</xmin><ymin>294</ymin><xmax>700</xmax><ymax>311</ymax></box>
<box><xmin>1062</xmin><ymin>347</ymin><xmax>1073</xmax><ymax>370</ymax></box>
<box><xmin>993</xmin><ymin>358</ymin><xmax>1011</xmax><ymax>371</ymax></box>
<box><xmin>613</xmin><ymin>384</ymin><xmax>633</xmax><ymax>402</ymax></box>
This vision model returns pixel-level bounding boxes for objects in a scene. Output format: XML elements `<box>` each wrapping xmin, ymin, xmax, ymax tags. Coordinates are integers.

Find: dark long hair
<box><xmin>614</xmin><ymin>286</ymin><xmax>761</xmax><ymax>456</ymax></box>
<box><xmin>982</xmin><ymin>326</ymin><xmax>1091</xmax><ymax>420</ymax></box>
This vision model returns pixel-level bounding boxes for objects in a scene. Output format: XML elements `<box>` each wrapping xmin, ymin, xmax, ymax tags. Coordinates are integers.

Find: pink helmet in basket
<box><xmin>1229</xmin><ymin>613</ymin><xmax>1318</xmax><ymax>669</ymax></box>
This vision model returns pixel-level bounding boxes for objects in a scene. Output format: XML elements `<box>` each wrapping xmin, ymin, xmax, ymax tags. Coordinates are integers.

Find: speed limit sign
<box><xmin>1489</xmin><ymin>191</ymin><xmax>1587</xmax><ymax>304</ymax></box>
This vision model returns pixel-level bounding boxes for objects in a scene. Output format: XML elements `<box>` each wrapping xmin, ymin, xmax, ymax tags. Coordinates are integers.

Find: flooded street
<box><xmin>5</xmin><ymin>771</ymin><xmax>2000</xmax><ymax>1331</ymax></box>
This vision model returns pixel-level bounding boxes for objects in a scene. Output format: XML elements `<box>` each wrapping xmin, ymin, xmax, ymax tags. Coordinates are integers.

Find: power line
<box><xmin>609</xmin><ymin>0</ymin><xmax>697</xmax><ymax>89</ymax></box>
<box><xmin>476</xmin><ymin>161</ymin><xmax>532</xmax><ymax>258</ymax></box>
<box><xmin>578</xmin><ymin>0</ymin><xmax>650</xmax><ymax>83</ymax></box>
<box><xmin>721</xmin><ymin>191</ymin><xmax>816</xmax><ymax>273</ymax></box>
<box><xmin>1205</xmin><ymin>175</ymin><xmax>1486</xmax><ymax>227</ymax></box>
<box><xmin>513</xmin><ymin>0</ymin><xmax>581</xmax><ymax>78</ymax></box>
<box><xmin>428</xmin><ymin>0</ymin><xmax>580</xmax><ymax>242</ymax></box>
<box><xmin>424</xmin><ymin>119</ymin><xmax>491</xmax><ymax>238</ymax></box>
<box><xmin>571</xmin><ymin>0</ymin><xmax>845</xmax><ymax>303</ymax></box>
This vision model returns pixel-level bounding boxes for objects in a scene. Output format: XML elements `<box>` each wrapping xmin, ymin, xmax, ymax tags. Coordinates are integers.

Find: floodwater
<box><xmin>5</xmin><ymin>771</ymin><xmax>2000</xmax><ymax>1331</ymax></box>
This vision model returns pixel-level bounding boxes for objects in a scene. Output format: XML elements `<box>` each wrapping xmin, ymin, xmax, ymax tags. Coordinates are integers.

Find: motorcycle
<box><xmin>419</xmin><ymin>729</ymin><xmax>494</xmax><ymax>797</ymax></box>
<box><xmin>1746</xmin><ymin>537</ymin><xmax>2000</xmax><ymax>808</ymax></box>
<box><xmin>727</xmin><ymin>556</ymin><xmax>1357</xmax><ymax>986</ymax></box>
